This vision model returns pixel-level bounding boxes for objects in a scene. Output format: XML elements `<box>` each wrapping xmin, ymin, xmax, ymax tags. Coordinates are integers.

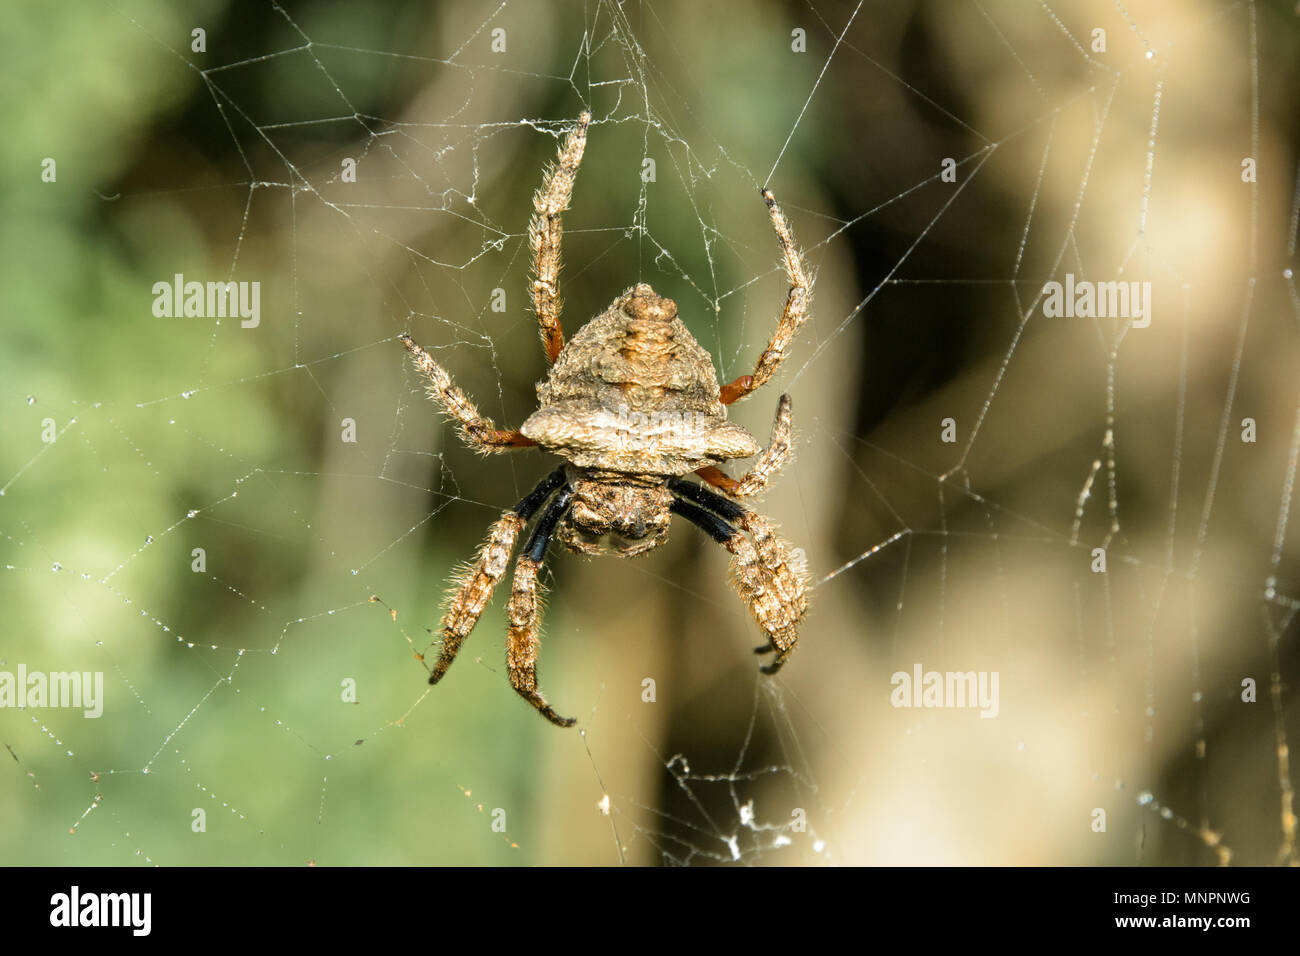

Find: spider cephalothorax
<box><xmin>556</xmin><ymin>474</ymin><xmax>674</xmax><ymax>557</ymax></box>
<box><xmin>401</xmin><ymin>111</ymin><xmax>812</xmax><ymax>726</ymax></box>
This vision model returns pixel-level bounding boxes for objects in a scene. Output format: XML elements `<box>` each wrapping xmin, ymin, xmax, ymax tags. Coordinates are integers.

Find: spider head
<box><xmin>557</xmin><ymin>475</ymin><xmax>673</xmax><ymax>557</ymax></box>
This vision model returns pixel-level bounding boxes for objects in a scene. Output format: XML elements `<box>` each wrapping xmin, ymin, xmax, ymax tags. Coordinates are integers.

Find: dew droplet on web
<box><xmin>25</xmin><ymin>395</ymin><xmax>35</xmax><ymax>405</ymax></box>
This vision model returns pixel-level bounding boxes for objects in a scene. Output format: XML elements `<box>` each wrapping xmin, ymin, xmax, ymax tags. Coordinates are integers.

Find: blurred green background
<box><xmin>2</xmin><ymin>0</ymin><xmax>1299</xmax><ymax>865</ymax></box>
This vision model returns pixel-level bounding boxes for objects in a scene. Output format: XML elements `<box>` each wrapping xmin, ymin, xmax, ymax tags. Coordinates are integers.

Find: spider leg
<box><xmin>669</xmin><ymin>480</ymin><xmax>809</xmax><ymax>673</ymax></box>
<box><xmin>428</xmin><ymin>468</ymin><xmax>567</xmax><ymax>685</ymax></box>
<box><xmin>720</xmin><ymin>189</ymin><xmax>812</xmax><ymax>406</ymax></box>
<box><xmin>695</xmin><ymin>394</ymin><xmax>793</xmax><ymax>498</ymax></box>
<box><xmin>401</xmin><ymin>334</ymin><xmax>537</xmax><ymax>453</ymax></box>
<box><xmin>506</xmin><ymin>487</ymin><xmax>577</xmax><ymax>726</ymax></box>
<box><xmin>529</xmin><ymin>111</ymin><xmax>591</xmax><ymax>364</ymax></box>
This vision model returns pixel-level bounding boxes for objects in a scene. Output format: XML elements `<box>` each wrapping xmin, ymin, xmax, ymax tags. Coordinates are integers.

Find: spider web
<box><xmin>2</xmin><ymin>0</ymin><xmax>1298</xmax><ymax>866</ymax></box>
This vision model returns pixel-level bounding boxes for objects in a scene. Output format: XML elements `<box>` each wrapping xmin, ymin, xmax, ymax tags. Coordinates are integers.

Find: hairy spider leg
<box><xmin>428</xmin><ymin>467</ymin><xmax>567</xmax><ymax>686</ymax></box>
<box><xmin>669</xmin><ymin>479</ymin><xmax>808</xmax><ymax>673</ymax></box>
<box><xmin>719</xmin><ymin>189</ymin><xmax>812</xmax><ymax>406</ymax></box>
<box><xmin>695</xmin><ymin>393</ymin><xmax>794</xmax><ymax>497</ymax></box>
<box><xmin>400</xmin><ymin>333</ymin><xmax>537</xmax><ymax>452</ymax></box>
<box><xmin>506</xmin><ymin>486</ymin><xmax>577</xmax><ymax>726</ymax></box>
<box><xmin>529</xmin><ymin>111</ymin><xmax>591</xmax><ymax>364</ymax></box>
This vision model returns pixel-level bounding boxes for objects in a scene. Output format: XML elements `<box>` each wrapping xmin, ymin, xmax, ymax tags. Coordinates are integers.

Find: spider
<box><xmin>401</xmin><ymin>111</ymin><xmax>811</xmax><ymax>726</ymax></box>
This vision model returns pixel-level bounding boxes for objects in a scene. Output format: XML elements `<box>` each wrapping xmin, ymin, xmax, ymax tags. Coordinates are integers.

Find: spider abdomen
<box><xmin>520</xmin><ymin>283</ymin><xmax>761</xmax><ymax>474</ymax></box>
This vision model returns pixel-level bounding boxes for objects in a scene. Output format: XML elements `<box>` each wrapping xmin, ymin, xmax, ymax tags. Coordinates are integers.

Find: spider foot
<box><xmin>523</xmin><ymin>693</ymin><xmax>576</xmax><ymax>728</ymax></box>
<box><xmin>428</xmin><ymin>655</ymin><xmax>463</xmax><ymax>684</ymax></box>
<box><xmin>427</xmin><ymin>644</ymin><xmax>460</xmax><ymax>686</ymax></box>
<box><xmin>753</xmin><ymin>642</ymin><xmax>792</xmax><ymax>675</ymax></box>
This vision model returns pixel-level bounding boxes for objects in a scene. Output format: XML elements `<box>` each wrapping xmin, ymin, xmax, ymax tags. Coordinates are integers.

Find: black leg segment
<box><xmin>670</xmin><ymin>498</ymin><xmax>736</xmax><ymax>544</ymax></box>
<box><xmin>524</xmin><ymin>487</ymin><xmax>574</xmax><ymax>563</ymax></box>
<box><xmin>514</xmin><ymin>466</ymin><xmax>569</xmax><ymax>520</ymax></box>
<box><xmin>667</xmin><ymin>476</ymin><xmax>746</xmax><ymax>522</ymax></box>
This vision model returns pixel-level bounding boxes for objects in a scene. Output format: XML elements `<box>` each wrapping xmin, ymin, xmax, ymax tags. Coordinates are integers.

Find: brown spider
<box><xmin>401</xmin><ymin>111</ymin><xmax>811</xmax><ymax>726</ymax></box>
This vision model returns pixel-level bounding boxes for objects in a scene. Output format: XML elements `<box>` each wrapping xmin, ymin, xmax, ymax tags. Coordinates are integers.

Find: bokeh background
<box><xmin>2</xmin><ymin>0</ymin><xmax>1299</xmax><ymax>865</ymax></box>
